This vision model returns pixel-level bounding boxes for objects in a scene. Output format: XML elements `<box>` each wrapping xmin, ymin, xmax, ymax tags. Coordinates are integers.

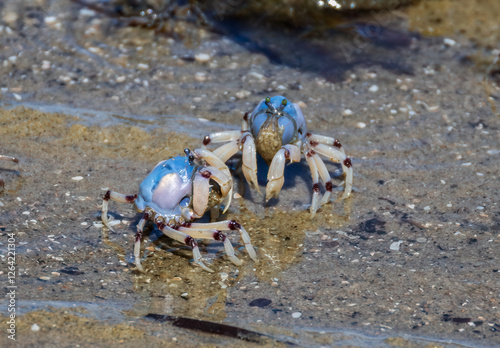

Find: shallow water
<box><xmin>0</xmin><ymin>0</ymin><xmax>499</xmax><ymax>347</ymax></box>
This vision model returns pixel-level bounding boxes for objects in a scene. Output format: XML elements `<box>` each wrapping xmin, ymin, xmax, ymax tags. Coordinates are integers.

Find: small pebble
<box><xmin>292</xmin><ymin>312</ymin><xmax>302</xmax><ymax>319</ymax></box>
<box><xmin>137</xmin><ymin>63</ymin><xmax>149</xmax><ymax>70</ymax></box>
<box><xmin>356</xmin><ymin>122</ymin><xmax>366</xmax><ymax>129</ymax></box>
<box><xmin>72</xmin><ymin>176</ymin><xmax>84</xmax><ymax>181</ymax></box>
<box><xmin>41</xmin><ymin>60</ymin><xmax>52</xmax><ymax>70</ymax></box>
<box><xmin>31</xmin><ymin>324</ymin><xmax>40</xmax><ymax>332</ymax></box>
<box><xmin>368</xmin><ymin>85</ymin><xmax>379</xmax><ymax>92</ymax></box>
<box><xmin>195</xmin><ymin>53</ymin><xmax>211</xmax><ymax>63</ymax></box>
<box><xmin>343</xmin><ymin>109</ymin><xmax>353</xmax><ymax>116</ymax></box>
<box><xmin>195</xmin><ymin>72</ymin><xmax>207</xmax><ymax>82</ymax></box>
<box><xmin>389</xmin><ymin>241</ymin><xmax>403</xmax><ymax>251</ymax></box>
<box><xmin>235</xmin><ymin>90</ymin><xmax>251</xmax><ymax>99</ymax></box>
<box><xmin>443</xmin><ymin>38</ymin><xmax>456</xmax><ymax>46</ymax></box>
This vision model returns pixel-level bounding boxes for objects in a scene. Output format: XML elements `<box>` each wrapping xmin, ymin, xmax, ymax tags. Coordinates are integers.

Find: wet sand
<box><xmin>0</xmin><ymin>0</ymin><xmax>499</xmax><ymax>347</ymax></box>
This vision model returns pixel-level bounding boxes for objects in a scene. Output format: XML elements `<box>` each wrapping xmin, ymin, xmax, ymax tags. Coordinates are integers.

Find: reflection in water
<box><xmin>101</xmin><ymin>203</ymin><xmax>350</xmax><ymax>322</ymax></box>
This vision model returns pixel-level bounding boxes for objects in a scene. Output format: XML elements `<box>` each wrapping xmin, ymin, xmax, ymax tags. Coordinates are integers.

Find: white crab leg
<box><xmin>307</xmin><ymin>133</ymin><xmax>346</xmax><ymax>155</ymax></box>
<box><xmin>203</xmin><ymin>130</ymin><xmax>241</xmax><ymax>147</ymax></box>
<box><xmin>102</xmin><ymin>191</ymin><xmax>138</xmax><ymax>232</ymax></box>
<box><xmin>205</xmin><ymin>166</ymin><xmax>232</xmax><ymax>197</ymax></box>
<box><xmin>242</xmin><ymin>112</ymin><xmax>250</xmax><ymax>131</ymax></box>
<box><xmin>157</xmin><ymin>222</ymin><xmax>214</xmax><ymax>272</ymax></box>
<box><xmin>305</xmin><ymin>152</ymin><xmax>320</xmax><ymax>217</ymax></box>
<box><xmin>312</xmin><ymin>153</ymin><xmax>333</xmax><ymax>206</ymax></box>
<box><xmin>266</xmin><ymin>148</ymin><xmax>286</xmax><ymax>201</ymax></box>
<box><xmin>194</xmin><ymin>148</ymin><xmax>233</xmax><ymax>209</ymax></box>
<box><xmin>133</xmin><ymin>214</ymin><xmax>148</xmax><ymax>271</ymax></box>
<box><xmin>178</xmin><ymin>227</ymin><xmax>242</xmax><ymax>266</ymax></box>
<box><xmin>265</xmin><ymin>144</ymin><xmax>301</xmax><ymax>201</ymax></box>
<box><xmin>0</xmin><ymin>155</ymin><xmax>18</xmax><ymax>163</ymax></box>
<box><xmin>187</xmin><ymin>220</ymin><xmax>257</xmax><ymax>261</ymax></box>
<box><xmin>241</xmin><ymin>133</ymin><xmax>260</xmax><ymax>194</ymax></box>
<box><xmin>192</xmin><ymin>171</ymin><xmax>210</xmax><ymax>217</ymax></box>
<box><xmin>312</xmin><ymin>143</ymin><xmax>353</xmax><ymax>199</ymax></box>
<box><xmin>212</xmin><ymin>139</ymin><xmax>240</xmax><ymax>163</ymax></box>
<box><xmin>285</xmin><ymin>144</ymin><xmax>302</xmax><ymax>163</ymax></box>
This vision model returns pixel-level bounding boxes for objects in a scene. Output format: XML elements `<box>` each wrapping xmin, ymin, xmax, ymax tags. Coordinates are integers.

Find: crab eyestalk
<box><xmin>277</xmin><ymin>98</ymin><xmax>287</xmax><ymax>112</ymax></box>
<box><xmin>184</xmin><ymin>148</ymin><xmax>195</xmax><ymax>164</ymax></box>
<box><xmin>264</xmin><ymin>96</ymin><xmax>276</xmax><ymax>113</ymax></box>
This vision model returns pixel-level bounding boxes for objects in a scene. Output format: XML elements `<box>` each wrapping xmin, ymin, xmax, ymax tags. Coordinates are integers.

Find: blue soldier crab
<box><xmin>203</xmin><ymin>96</ymin><xmax>353</xmax><ymax>217</ymax></box>
<box><xmin>0</xmin><ymin>155</ymin><xmax>18</xmax><ymax>192</ymax></box>
<box><xmin>101</xmin><ymin>148</ymin><xmax>257</xmax><ymax>272</ymax></box>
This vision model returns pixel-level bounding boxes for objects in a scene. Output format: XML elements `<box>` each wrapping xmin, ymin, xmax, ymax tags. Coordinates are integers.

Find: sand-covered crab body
<box><xmin>101</xmin><ymin>149</ymin><xmax>256</xmax><ymax>272</ymax></box>
<box><xmin>249</xmin><ymin>95</ymin><xmax>307</xmax><ymax>163</ymax></box>
<box><xmin>203</xmin><ymin>96</ymin><xmax>353</xmax><ymax>217</ymax></box>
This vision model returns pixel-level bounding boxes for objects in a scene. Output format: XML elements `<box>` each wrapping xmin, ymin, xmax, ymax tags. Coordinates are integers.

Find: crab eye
<box><xmin>180</xmin><ymin>196</ymin><xmax>190</xmax><ymax>207</ymax></box>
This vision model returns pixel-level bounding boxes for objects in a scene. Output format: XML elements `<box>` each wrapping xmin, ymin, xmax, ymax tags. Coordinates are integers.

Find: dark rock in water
<box><xmin>249</xmin><ymin>298</ymin><xmax>272</xmax><ymax>307</ymax></box>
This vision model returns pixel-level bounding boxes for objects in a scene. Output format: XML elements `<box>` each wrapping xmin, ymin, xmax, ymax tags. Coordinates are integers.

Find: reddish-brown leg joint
<box><xmin>185</xmin><ymin>236</ymin><xmax>196</xmax><ymax>248</ymax></box>
<box><xmin>201</xmin><ymin>170</ymin><xmax>211</xmax><ymax>179</ymax></box>
<box><xmin>229</xmin><ymin>220</ymin><xmax>241</xmax><ymax>230</ymax></box>
<box><xmin>156</xmin><ymin>221</ymin><xmax>166</xmax><ymax>231</ymax></box>
<box><xmin>243</xmin><ymin>112</ymin><xmax>249</xmax><ymax>122</ymax></box>
<box><xmin>343</xmin><ymin>158</ymin><xmax>352</xmax><ymax>168</ymax></box>
<box><xmin>312</xmin><ymin>183</ymin><xmax>320</xmax><ymax>193</ymax></box>
<box><xmin>284</xmin><ymin>148</ymin><xmax>290</xmax><ymax>159</ymax></box>
<box><xmin>325</xmin><ymin>182</ymin><xmax>333</xmax><ymax>192</ymax></box>
<box><xmin>310</xmin><ymin>140</ymin><xmax>319</xmax><ymax>147</ymax></box>
<box><xmin>135</xmin><ymin>231</ymin><xmax>142</xmax><ymax>242</ymax></box>
<box><xmin>203</xmin><ymin>135</ymin><xmax>211</xmax><ymax>146</ymax></box>
<box><xmin>103</xmin><ymin>191</ymin><xmax>111</xmax><ymax>201</ymax></box>
<box><xmin>126</xmin><ymin>194</ymin><xmax>138</xmax><ymax>203</ymax></box>
<box><xmin>213</xmin><ymin>230</ymin><xmax>226</xmax><ymax>242</ymax></box>
<box><xmin>333</xmin><ymin>140</ymin><xmax>342</xmax><ymax>148</ymax></box>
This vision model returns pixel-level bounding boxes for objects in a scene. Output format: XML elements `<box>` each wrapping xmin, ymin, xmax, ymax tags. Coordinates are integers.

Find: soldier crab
<box><xmin>203</xmin><ymin>96</ymin><xmax>353</xmax><ymax>217</ymax></box>
<box><xmin>101</xmin><ymin>148</ymin><xmax>257</xmax><ymax>272</ymax></box>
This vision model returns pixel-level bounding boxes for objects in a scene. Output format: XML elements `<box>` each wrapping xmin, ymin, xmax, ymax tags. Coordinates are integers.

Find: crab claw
<box><xmin>265</xmin><ymin>148</ymin><xmax>286</xmax><ymax>201</ymax></box>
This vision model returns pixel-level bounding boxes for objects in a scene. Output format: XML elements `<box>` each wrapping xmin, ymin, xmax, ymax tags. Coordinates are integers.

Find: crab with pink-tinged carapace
<box><xmin>203</xmin><ymin>96</ymin><xmax>353</xmax><ymax>217</ymax></box>
<box><xmin>101</xmin><ymin>148</ymin><xmax>257</xmax><ymax>272</ymax></box>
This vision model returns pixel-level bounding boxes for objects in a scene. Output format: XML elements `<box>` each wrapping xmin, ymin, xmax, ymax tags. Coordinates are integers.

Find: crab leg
<box><xmin>205</xmin><ymin>166</ymin><xmax>232</xmax><ymax>197</ymax></box>
<box><xmin>156</xmin><ymin>221</ymin><xmax>214</xmax><ymax>272</ymax></box>
<box><xmin>187</xmin><ymin>220</ymin><xmax>257</xmax><ymax>261</ymax></box>
<box><xmin>0</xmin><ymin>155</ymin><xmax>19</xmax><ymax>192</ymax></box>
<box><xmin>305</xmin><ymin>151</ymin><xmax>320</xmax><ymax>217</ymax></box>
<box><xmin>311</xmin><ymin>143</ymin><xmax>353</xmax><ymax>199</ymax></box>
<box><xmin>241</xmin><ymin>132</ymin><xmax>260</xmax><ymax>194</ymax></box>
<box><xmin>178</xmin><ymin>227</ymin><xmax>242</xmax><ymax>266</ymax></box>
<box><xmin>133</xmin><ymin>212</ymin><xmax>149</xmax><ymax>271</ymax></box>
<box><xmin>194</xmin><ymin>148</ymin><xmax>233</xmax><ymax>212</ymax></box>
<box><xmin>312</xmin><ymin>153</ymin><xmax>334</xmax><ymax>206</ymax></box>
<box><xmin>266</xmin><ymin>144</ymin><xmax>301</xmax><ymax>201</ymax></box>
<box><xmin>192</xmin><ymin>171</ymin><xmax>211</xmax><ymax>217</ymax></box>
<box><xmin>212</xmin><ymin>139</ymin><xmax>240</xmax><ymax>162</ymax></box>
<box><xmin>0</xmin><ymin>155</ymin><xmax>18</xmax><ymax>163</ymax></box>
<box><xmin>203</xmin><ymin>131</ymin><xmax>242</xmax><ymax>147</ymax></box>
<box><xmin>101</xmin><ymin>191</ymin><xmax>138</xmax><ymax>232</ymax></box>
<box><xmin>307</xmin><ymin>133</ymin><xmax>346</xmax><ymax>155</ymax></box>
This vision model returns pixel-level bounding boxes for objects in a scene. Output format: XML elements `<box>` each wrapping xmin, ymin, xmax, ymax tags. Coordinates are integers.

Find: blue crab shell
<box><xmin>249</xmin><ymin>95</ymin><xmax>307</xmax><ymax>145</ymax></box>
<box><xmin>134</xmin><ymin>156</ymin><xmax>194</xmax><ymax>218</ymax></box>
